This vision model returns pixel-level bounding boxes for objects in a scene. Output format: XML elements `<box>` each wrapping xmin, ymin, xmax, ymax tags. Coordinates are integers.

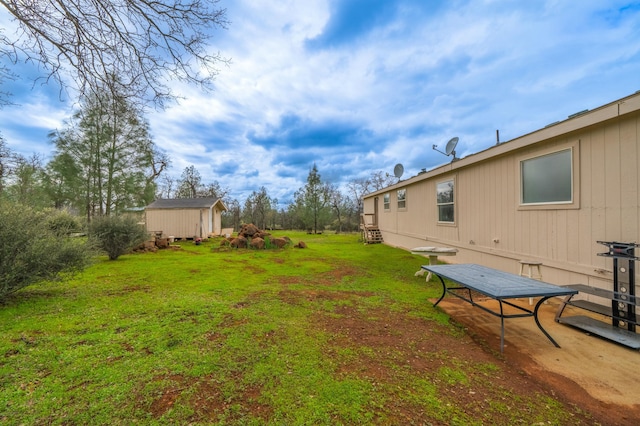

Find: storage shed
<box><xmin>145</xmin><ymin>198</ymin><xmax>227</xmax><ymax>239</ymax></box>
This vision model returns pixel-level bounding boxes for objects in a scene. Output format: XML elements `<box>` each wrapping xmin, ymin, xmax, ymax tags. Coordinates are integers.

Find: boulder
<box><xmin>255</xmin><ymin>231</ymin><xmax>271</xmax><ymax>239</ymax></box>
<box><xmin>231</xmin><ymin>236</ymin><xmax>248</xmax><ymax>248</ymax></box>
<box><xmin>251</xmin><ymin>237</ymin><xmax>265</xmax><ymax>249</ymax></box>
<box><xmin>295</xmin><ymin>241</ymin><xmax>307</xmax><ymax>249</ymax></box>
<box><xmin>239</xmin><ymin>223</ymin><xmax>260</xmax><ymax>238</ymax></box>
<box><xmin>271</xmin><ymin>237</ymin><xmax>288</xmax><ymax>248</ymax></box>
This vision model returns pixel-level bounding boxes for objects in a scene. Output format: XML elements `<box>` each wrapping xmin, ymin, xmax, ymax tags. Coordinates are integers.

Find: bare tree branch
<box><xmin>0</xmin><ymin>0</ymin><xmax>229</xmax><ymax>107</ymax></box>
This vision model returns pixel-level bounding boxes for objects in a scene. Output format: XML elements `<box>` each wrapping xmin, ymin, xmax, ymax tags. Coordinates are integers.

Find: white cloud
<box><xmin>1</xmin><ymin>0</ymin><xmax>639</xmax><ymax>202</ymax></box>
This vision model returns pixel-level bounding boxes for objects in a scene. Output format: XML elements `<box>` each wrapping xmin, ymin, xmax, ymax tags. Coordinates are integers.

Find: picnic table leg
<box><xmin>534</xmin><ymin>296</ymin><xmax>561</xmax><ymax>348</ymax></box>
<box><xmin>498</xmin><ymin>301</ymin><xmax>505</xmax><ymax>353</ymax></box>
<box><xmin>433</xmin><ymin>275</ymin><xmax>447</xmax><ymax>307</ymax></box>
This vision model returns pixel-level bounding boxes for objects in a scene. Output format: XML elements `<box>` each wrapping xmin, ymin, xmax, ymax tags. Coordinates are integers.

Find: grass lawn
<box><xmin>0</xmin><ymin>232</ymin><xmax>594</xmax><ymax>425</ymax></box>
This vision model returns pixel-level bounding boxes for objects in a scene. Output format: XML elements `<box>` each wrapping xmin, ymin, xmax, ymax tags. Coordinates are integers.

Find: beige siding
<box><xmin>212</xmin><ymin>206</ymin><xmax>223</xmax><ymax>236</ymax></box>
<box><xmin>146</xmin><ymin>208</ymin><xmax>213</xmax><ymax>239</ymax></box>
<box><xmin>364</xmin><ymin>93</ymin><xmax>640</xmax><ymax>287</ymax></box>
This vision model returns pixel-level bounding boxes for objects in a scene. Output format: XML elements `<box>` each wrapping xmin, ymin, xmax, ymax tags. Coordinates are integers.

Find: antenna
<box><xmin>393</xmin><ymin>163</ymin><xmax>404</xmax><ymax>179</ymax></box>
<box><xmin>432</xmin><ymin>137</ymin><xmax>460</xmax><ymax>161</ymax></box>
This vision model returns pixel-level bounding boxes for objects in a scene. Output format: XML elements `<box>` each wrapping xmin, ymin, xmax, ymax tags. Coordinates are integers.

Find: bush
<box><xmin>89</xmin><ymin>215</ymin><xmax>148</xmax><ymax>260</ymax></box>
<box><xmin>44</xmin><ymin>209</ymin><xmax>84</xmax><ymax>236</ymax></box>
<box><xmin>0</xmin><ymin>203</ymin><xmax>93</xmax><ymax>300</ymax></box>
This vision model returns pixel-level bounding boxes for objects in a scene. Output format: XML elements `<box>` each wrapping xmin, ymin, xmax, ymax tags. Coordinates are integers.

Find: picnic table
<box><xmin>423</xmin><ymin>263</ymin><xmax>578</xmax><ymax>353</ymax></box>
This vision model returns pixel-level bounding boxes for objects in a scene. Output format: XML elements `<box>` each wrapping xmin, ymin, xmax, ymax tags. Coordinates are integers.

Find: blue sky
<box><xmin>1</xmin><ymin>0</ymin><xmax>640</xmax><ymax>206</ymax></box>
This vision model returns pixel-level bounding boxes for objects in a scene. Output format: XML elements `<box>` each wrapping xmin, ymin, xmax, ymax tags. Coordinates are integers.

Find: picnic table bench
<box><xmin>411</xmin><ymin>246</ymin><xmax>458</xmax><ymax>281</ymax></box>
<box><xmin>423</xmin><ymin>263</ymin><xmax>578</xmax><ymax>353</ymax></box>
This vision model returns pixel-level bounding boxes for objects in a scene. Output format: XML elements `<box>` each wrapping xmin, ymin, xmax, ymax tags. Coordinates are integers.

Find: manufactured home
<box><xmin>145</xmin><ymin>198</ymin><xmax>227</xmax><ymax>239</ymax></box>
<box><xmin>363</xmin><ymin>91</ymin><xmax>640</xmax><ymax>290</ymax></box>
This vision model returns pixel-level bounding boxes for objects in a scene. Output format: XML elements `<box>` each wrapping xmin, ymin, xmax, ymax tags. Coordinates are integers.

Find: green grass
<box><xmin>0</xmin><ymin>232</ymin><xmax>593</xmax><ymax>425</ymax></box>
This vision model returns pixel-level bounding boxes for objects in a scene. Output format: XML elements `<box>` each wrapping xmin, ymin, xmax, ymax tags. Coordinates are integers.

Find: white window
<box><xmin>383</xmin><ymin>193</ymin><xmax>390</xmax><ymax>210</ymax></box>
<box><xmin>437</xmin><ymin>180</ymin><xmax>454</xmax><ymax>222</ymax></box>
<box><xmin>397</xmin><ymin>189</ymin><xmax>406</xmax><ymax>209</ymax></box>
<box><xmin>521</xmin><ymin>149</ymin><xmax>572</xmax><ymax>204</ymax></box>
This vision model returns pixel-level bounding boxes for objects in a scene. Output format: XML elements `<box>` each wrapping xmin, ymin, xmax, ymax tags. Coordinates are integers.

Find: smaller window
<box><xmin>397</xmin><ymin>189</ymin><xmax>406</xmax><ymax>209</ymax></box>
<box><xmin>437</xmin><ymin>180</ymin><xmax>454</xmax><ymax>222</ymax></box>
<box><xmin>383</xmin><ymin>193</ymin><xmax>390</xmax><ymax>210</ymax></box>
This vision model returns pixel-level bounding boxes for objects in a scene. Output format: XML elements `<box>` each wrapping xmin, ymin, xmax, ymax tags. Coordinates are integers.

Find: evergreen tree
<box><xmin>48</xmin><ymin>88</ymin><xmax>162</xmax><ymax>220</ymax></box>
<box><xmin>293</xmin><ymin>164</ymin><xmax>331</xmax><ymax>233</ymax></box>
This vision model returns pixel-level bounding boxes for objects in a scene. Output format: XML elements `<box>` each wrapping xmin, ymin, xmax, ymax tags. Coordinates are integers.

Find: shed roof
<box><xmin>146</xmin><ymin>197</ymin><xmax>226</xmax><ymax>210</ymax></box>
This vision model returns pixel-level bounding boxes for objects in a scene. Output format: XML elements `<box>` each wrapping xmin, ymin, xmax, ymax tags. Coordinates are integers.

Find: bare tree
<box><xmin>346</xmin><ymin>177</ymin><xmax>371</xmax><ymax>214</ymax></box>
<box><xmin>156</xmin><ymin>174</ymin><xmax>175</xmax><ymax>199</ymax></box>
<box><xmin>370</xmin><ymin>171</ymin><xmax>397</xmax><ymax>192</ymax></box>
<box><xmin>176</xmin><ymin>165</ymin><xmax>202</xmax><ymax>198</ymax></box>
<box><xmin>0</xmin><ymin>0</ymin><xmax>229</xmax><ymax>107</ymax></box>
<box><xmin>202</xmin><ymin>181</ymin><xmax>230</xmax><ymax>201</ymax></box>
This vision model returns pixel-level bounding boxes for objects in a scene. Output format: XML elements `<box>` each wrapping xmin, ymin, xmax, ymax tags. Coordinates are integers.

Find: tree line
<box><xmin>0</xmin><ymin>88</ymin><xmax>396</xmax><ymax>233</ymax></box>
<box><xmin>0</xmin><ymin>0</ymin><xmax>401</xmax><ymax>233</ymax></box>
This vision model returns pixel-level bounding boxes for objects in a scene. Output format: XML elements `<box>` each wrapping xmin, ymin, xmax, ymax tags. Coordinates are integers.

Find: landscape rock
<box><xmin>231</xmin><ymin>236</ymin><xmax>248</xmax><ymax>248</ymax></box>
<box><xmin>271</xmin><ymin>237</ymin><xmax>288</xmax><ymax>248</ymax></box>
<box><xmin>238</xmin><ymin>223</ymin><xmax>260</xmax><ymax>238</ymax></box>
<box><xmin>224</xmin><ymin>224</ymin><xmax>306</xmax><ymax>250</ymax></box>
<box><xmin>251</xmin><ymin>237</ymin><xmax>265</xmax><ymax>249</ymax></box>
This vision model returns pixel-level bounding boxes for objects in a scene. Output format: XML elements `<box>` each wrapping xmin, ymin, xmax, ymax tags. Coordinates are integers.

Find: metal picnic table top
<box><xmin>422</xmin><ymin>263</ymin><xmax>578</xmax><ymax>353</ymax></box>
<box><xmin>424</xmin><ymin>264</ymin><xmax>577</xmax><ymax>299</ymax></box>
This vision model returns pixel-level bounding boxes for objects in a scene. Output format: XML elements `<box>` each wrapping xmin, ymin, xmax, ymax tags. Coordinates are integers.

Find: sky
<box><xmin>1</xmin><ymin>0</ymin><xmax>640</xmax><ymax>206</ymax></box>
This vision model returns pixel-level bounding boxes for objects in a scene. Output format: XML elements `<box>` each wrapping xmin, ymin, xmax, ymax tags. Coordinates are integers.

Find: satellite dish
<box><xmin>393</xmin><ymin>163</ymin><xmax>404</xmax><ymax>179</ymax></box>
<box><xmin>432</xmin><ymin>137</ymin><xmax>460</xmax><ymax>161</ymax></box>
<box><xmin>445</xmin><ymin>137</ymin><xmax>459</xmax><ymax>156</ymax></box>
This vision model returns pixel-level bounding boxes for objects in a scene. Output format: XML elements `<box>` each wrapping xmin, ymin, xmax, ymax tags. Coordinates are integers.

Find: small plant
<box><xmin>89</xmin><ymin>215</ymin><xmax>148</xmax><ymax>260</ymax></box>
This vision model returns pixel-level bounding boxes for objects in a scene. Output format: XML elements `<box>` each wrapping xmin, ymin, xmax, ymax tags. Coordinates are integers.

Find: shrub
<box><xmin>44</xmin><ymin>209</ymin><xmax>83</xmax><ymax>236</ymax></box>
<box><xmin>89</xmin><ymin>215</ymin><xmax>148</xmax><ymax>260</ymax></box>
<box><xmin>0</xmin><ymin>203</ymin><xmax>93</xmax><ymax>300</ymax></box>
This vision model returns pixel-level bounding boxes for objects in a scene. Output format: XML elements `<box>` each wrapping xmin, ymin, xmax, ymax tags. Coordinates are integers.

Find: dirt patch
<box><xmin>274</xmin><ymin>264</ymin><xmax>365</xmax><ymax>287</ymax></box>
<box><xmin>147</xmin><ymin>373</ymin><xmax>273</xmax><ymax>423</ymax></box>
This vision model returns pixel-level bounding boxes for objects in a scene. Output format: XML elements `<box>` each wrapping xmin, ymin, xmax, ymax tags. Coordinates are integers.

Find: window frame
<box><xmin>518</xmin><ymin>141</ymin><xmax>580</xmax><ymax>211</ymax></box>
<box><xmin>436</xmin><ymin>177</ymin><xmax>455</xmax><ymax>224</ymax></box>
<box><xmin>383</xmin><ymin>193</ymin><xmax>390</xmax><ymax>210</ymax></box>
<box><xmin>397</xmin><ymin>188</ymin><xmax>407</xmax><ymax>210</ymax></box>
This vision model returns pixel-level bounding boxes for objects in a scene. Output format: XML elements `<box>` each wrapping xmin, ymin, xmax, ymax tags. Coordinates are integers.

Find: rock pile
<box><xmin>220</xmin><ymin>223</ymin><xmax>306</xmax><ymax>249</ymax></box>
<box><xmin>132</xmin><ymin>236</ymin><xmax>174</xmax><ymax>253</ymax></box>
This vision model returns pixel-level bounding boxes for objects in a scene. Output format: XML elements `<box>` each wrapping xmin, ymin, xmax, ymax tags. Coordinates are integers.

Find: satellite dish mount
<box><xmin>433</xmin><ymin>137</ymin><xmax>460</xmax><ymax>161</ymax></box>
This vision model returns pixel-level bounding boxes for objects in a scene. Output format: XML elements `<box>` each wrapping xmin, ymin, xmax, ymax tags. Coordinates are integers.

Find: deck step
<box><xmin>363</xmin><ymin>227</ymin><xmax>383</xmax><ymax>244</ymax></box>
<box><xmin>558</xmin><ymin>315</ymin><xmax>640</xmax><ymax>349</ymax></box>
